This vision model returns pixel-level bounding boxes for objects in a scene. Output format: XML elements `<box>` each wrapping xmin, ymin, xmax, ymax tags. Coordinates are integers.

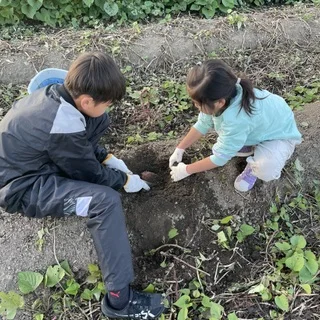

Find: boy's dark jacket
<box><xmin>0</xmin><ymin>84</ymin><xmax>127</xmax><ymax>213</ymax></box>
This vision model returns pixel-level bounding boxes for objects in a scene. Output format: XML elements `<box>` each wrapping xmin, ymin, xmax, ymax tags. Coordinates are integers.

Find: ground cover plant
<box><xmin>0</xmin><ymin>4</ymin><xmax>320</xmax><ymax>320</ymax></box>
<box><xmin>1</xmin><ymin>0</ymin><xmax>319</xmax><ymax>26</ymax></box>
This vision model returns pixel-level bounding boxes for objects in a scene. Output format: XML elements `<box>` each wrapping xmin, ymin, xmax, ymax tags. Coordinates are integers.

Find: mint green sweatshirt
<box><xmin>193</xmin><ymin>84</ymin><xmax>302</xmax><ymax>166</ymax></box>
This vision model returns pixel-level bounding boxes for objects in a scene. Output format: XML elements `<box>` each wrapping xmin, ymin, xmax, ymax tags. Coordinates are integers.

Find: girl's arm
<box><xmin>177</xmin><ymin>127</ymin><xmax>203</xmax><ymax>150</ymax></box>
<box><xmin>186</xmin><ymin>156</ymin><xmax>218</xmax><ymax>174</ymax></box>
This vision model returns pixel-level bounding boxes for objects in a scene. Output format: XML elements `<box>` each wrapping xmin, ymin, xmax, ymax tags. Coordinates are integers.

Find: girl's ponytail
<box><xmin>238</xmin><ymin>78</ymin><xmax>256</xmax><ymax>115</ymax></box>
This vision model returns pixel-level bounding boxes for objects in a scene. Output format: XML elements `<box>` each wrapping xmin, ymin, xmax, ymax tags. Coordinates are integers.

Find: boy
<box><xmin>0</xmin><ymin>52</ymin><xmax>165</xmax><ymax>319</ymax></box>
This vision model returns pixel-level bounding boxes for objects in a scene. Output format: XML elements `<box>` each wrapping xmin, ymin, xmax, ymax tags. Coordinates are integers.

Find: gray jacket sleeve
<box><xmin>47</xmin><ymin>131</ymin><xmax>127</xmax><ymax>190</ymax></box>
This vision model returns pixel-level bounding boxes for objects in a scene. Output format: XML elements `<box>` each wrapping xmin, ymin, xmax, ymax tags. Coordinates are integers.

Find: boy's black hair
<box><xmin>186</xmin><ymin>59</ymin><xmax>256</xmax><ymax>115</ymax></box>
<box><xmin>64</xmin><ymin>52</ymin><xmax>126</xmax><ymax>103</ymax></box>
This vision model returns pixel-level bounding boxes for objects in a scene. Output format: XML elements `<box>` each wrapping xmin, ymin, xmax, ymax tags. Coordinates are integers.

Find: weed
<box><xmin>0</xmin><ymin>0</ymin><xmax>236</xmax><ymax>26</ymax></box>
<box><xmin>35</xmin><ymin>227</ymin><xmax>49</xmax><ymax>252</ymax></box>
<box><xmin>205</xmin><ymin>215</ymin><xmax>256</xmax><ymax>250</ymax></box>
<box><xmin>0</xmin><ymin>262</ymin><xmax>105</xmax><ymax>319</ymax></box>
<box><xmin>227</xmin><ymin>10</ymin><xmax>248</xmax><ymax>29</ymax></box>
<box><xmin>247</xmin><ymin>190</ymin><xmax>320</xmax><ymax>317</ymax></box>
<box><xmin>285</xmin><ymin>81</ymin><xmax>320</xmax><ymax>110</ymax></box>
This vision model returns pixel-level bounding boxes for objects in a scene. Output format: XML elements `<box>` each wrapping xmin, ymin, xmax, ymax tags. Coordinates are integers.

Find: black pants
<box><xmin>18</xmin><ymin>114</ymin><xmax>134</xmax><ymax>291</ymax></box>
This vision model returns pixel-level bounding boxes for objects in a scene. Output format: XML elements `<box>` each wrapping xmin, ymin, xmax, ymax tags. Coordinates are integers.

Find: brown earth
<box><xmin>0</xmin><ymin>101</ymin><xmax>319</xmax><ymax>319</ymax></box>
<box><xmin>0</xmin><ymin>5</ymin><xmax>320</xmax><ymax>320</ymax></box>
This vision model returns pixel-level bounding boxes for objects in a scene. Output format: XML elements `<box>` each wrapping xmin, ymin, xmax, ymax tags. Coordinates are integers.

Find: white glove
<box><xmin>169</xmin><ymin>148</ymin><xmax>185</xmax><ymax>168</ymax></box>
<box><xmin>124</xmin><ymin>174</ymin><xmax>150</xmax><ymax>193</ymax></box>
<box><xmin>103</xmin><ymin>154</ymin><xmax>133</xmax><ymax>174</ymax></box>
<box><xmin>170</xmin><ymin>162</ymin><xmax>191</xmax><ymax>182</ymax></box>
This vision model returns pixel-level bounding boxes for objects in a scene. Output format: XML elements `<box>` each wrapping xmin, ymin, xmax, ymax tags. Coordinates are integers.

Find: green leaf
<box><xmin>305</xmin><ymin>259</ymin><xmax>318</xmax><ymax>275</ymax></box>
<box><xmin>21</xmin><ymin>4</ymin><xmax>38</xmax><ymax>19</ymax></box>
<box><xmin>83</xmin><ymin>0</ymin><xmax>94</xmax><ymax>7</ymax></box>
<box><xmin>179</xmin><ymin>289</ymin><xmax>190</xmax><ymax>295</ymax></box>
<box><xmin>103</xmin><ymin>2</ymin><xmax>119</xmax><ymax>16</ymax></box>
<box><xmin>147</xmin><ymin>131</ymin><xmax>161</xmax><ymax>141</ymax></box>
<box><xmin>285</xmin><ymin>253</ymin><xmax>305</xmax><ymax>272</ymax></box>
<box><xmin>34</xmin><ymin>314</ymin><xmax>44</xmax><ymax>320</ymax></box>
<box><xmin>44</xmin><ymin>265</ymin><xmax>65</xmax><ymax>287</ymax></box>
<box><xmin>18</xmin><ymin>271</ymin><xmax>43</xmax><ymax>294</ymax></box>
<box><xmin>222</xmin><ymin>0</ymin><xmax>235</xmax><ymax>8</ymax></box>
<box><xmin>290</xmin><ymin>235</ymin><xmax>306</xmax><ymax>249</ymax></box>
<box><xmin>0</xmin><ymin>291</ymin><xmax>24</xmax><ymax>320</ymax></box>
<box><xmin>27</xmin><ymin>0</ymin><xmax>43</xmax><ymax>6</ymax></box>
<box><xmin>248</xmin><ymin>283</ymin><xmax>266</xmax><ymax>294</ymax></box>
<box><xmin>0</xmin><ymin>0</ymin><xmax>12</xmax><ymax>6</ymax></box>
<box><xmin>226</xmin><ymin>226</ymin><xmax>232</xmax><ymax>238</ymax></box>
<box><xmin>236</xmin><ymin>232</ymin><xmax>244</xmax><ymax>243</ymax></box>
<box><xmin>228</xmin><ymin>312</ymin><xmax>239</xmax><ymax>320</ymax></box>
<box><xmin>64</xmin><ymin>279</ymin><xmax>80</xmax><ymax>295</ymax></box>
<box><xmin>143</xmin><ymin>284</ymin><xmax>155</xmax><ymax>293</ymax></box>
<box><xmin>211</xmin><ymin>224</ymin><xmax>220</xmax><ymax>231</ymax></box>
<box><xmin>240</xmin><ymin>224</ymin><xmax>255</xmax><ymax>236</ymax></box>
<box><xmin>35</xmin><ymin>8</ymin><xmax>55</xmax><ymax>27</ymax></box>
<box><xmin>217</xmin><ymin>231</ymin><xmax>227</xmax><ymax>243</ymax></box>
<box><xmin>300</xmin><ymin>284</ymin><xmax>312</xmax><ymax>294</ymax></box>
<box><xmin>177</xmin><ymin>306</ymin><xmax>188</xmax><ymax>320</ymax></box>
<box><xmin>275</xmin><ymin>294</ymin><xmax>289</xmax><ymax>312</ymax></box>
<box><xmin>168</xmin><ymin>228</ymin><xmax>179</xmax><ymax>239</ymax></box>
<box><xmin>174</xmin><ymin>295</ymin><xmax>192</xmax><ymax>308</ymax></box>
<box><xmin>304</xmin><ymin>250</ymin><xmax>316</xmax><ymax>261</ymax></box>
<box><xmin>192</xmin><ymin>289</ymin><xmax>201</xmax><ymax>298</ymax></box>
<box><xmin>299</xmin><ymin>265</ymin><xmax>315</xmax><ymax>283</ymax></box>
<box><xmin>201</xmin><ymin>295</ymin><xmax>211</xmax><ymax>308</ymax></box>
<box><xmin>0</xmin><ymin>7</ymin><xmax>14</xmax><ymax>19</ymax></box>
<box><xmin>60</xmin><ymin>260</ymin><xmax>72</xmax><ymax>276</ymax></box>
<box><xmin>261</xmin><ymin>289</ymin><xmax>272</xmax><ymax>301</ymax></box>
<box><xmin>220</xmin><ymin>215</ymin><xmax>233</xmax><ymax>224</ymax></box>
<box><xmin>88</xmin><ymin>264</ymin><xmax>101</xmax><ymax>276</ymax></box>
<box><xmin>81</xmin><ymin>288</ymin><xmax>93</xmax><ymax>300</ymax></box>
<box><xmin>92</xmin><ymin>282</ymin><xmax>105</xmax><ymax>301</ymax></box>
<box><xmin>294</xmin><ymin>158</ymin><xmax>304</xmax><ymax>172</ymax></box>
<box><xmin>210</xmin><ymin>302</ymin><xmax>224</xmax><ymax>318</ymax></box>
<box><xmin>202</xmin><ymin>7</ymin><xmax>215</xmax><ymax>18</ymax></box>
<box><xmin>86</xmin><ymin>275</ymin><xmax>98</xmax><ymax>284</ymax></box>
<box><xmin>195</xmin><ymin>0</ymin><xmax>208</xmax><ymax>5</ymax></box>
<box><xmin>269</xmin><ymin>203</ymin><xmax>278</xmax><ymax>213</ymax></box>
<box><xmin>190</xmin><ymin>4</ymin><xmax>200</xmax><ymax>11</ymax></box>
<box><xmin>275</xmin><ymin>242</ymin><xmax>291</xmax><ymax>252</ymax></box>
<box><xmin>248</xmin><ymin>283</ymin><xmax>272</xmax><ymax>301</ymax></box>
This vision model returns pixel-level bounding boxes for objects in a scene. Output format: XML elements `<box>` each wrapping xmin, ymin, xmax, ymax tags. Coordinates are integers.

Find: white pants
<box><xmin>247</xmin><ymin>140</ymin><xmax>300</xmax><ymax>182</ymax></box>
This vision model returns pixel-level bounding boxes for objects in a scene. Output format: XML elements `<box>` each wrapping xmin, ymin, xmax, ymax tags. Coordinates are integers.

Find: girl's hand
<box><xmin>169</xmin><ymin>148</ymin><xmax>185</xmax><ymax>168</ymax></box>
<box><xmin>170</xmin><ymin>163</ymin><xmax>191</xmax><ymax>182</ymax></box>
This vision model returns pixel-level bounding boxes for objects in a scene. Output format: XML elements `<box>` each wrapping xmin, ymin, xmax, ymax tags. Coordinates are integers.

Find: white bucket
<box><xmin>28</xmin><ymin>68</ymin><xmax>68</xmax><ymax>94</ymax></box>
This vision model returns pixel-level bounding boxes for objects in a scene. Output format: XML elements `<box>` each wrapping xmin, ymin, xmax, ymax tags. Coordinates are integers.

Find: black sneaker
<box><xmin>102</xmin><ymin>288</ymin><xmax>166</xmax><ymax>319</ymax></box>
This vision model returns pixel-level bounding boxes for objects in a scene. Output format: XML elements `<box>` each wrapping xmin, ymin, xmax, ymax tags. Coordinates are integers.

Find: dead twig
<box><xmin>160</xmin><ymin>251</ymin><xmax>210</xmax><ymax>276</ymax></box>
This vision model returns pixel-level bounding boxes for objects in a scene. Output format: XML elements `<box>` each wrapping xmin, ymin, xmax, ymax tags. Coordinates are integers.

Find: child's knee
<box><xmin>248</xmin><ymin>158</ymin><xmax>282</xmax><ymax>182</ymax></box>
<box><xmin>78</xmin><ymin>186</ymin><xmax>122</xmax><ymax>218</ymax></box>
<box><xmin>95</xmin><ymin>188</ymin><xmax>122</xmax><ymax>209</ymax></box>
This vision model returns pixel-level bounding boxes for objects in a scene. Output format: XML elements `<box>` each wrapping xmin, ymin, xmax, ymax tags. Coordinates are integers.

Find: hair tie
<box><xmin>236</xmin><ymin>78</ymin><xmax>241</xmax><ymax>85</ymax></box>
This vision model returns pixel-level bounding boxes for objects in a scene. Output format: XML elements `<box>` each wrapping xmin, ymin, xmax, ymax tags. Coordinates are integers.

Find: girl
<box><xmin>169</xmin><ymin>59</ymin><xmax>302</xmax><ymax>192</ymax></box>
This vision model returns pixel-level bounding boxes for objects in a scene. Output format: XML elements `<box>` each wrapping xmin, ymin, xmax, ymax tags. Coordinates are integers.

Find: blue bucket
<box><xmin>28</xmin><ymin>68</ymin><xmax>68</xmax><ymax>94</ymax></box>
